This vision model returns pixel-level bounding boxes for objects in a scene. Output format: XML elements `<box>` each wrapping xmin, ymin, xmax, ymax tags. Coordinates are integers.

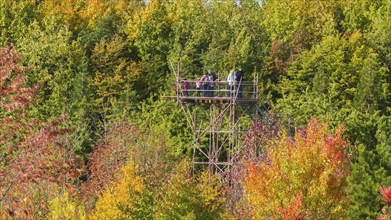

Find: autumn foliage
<box><xmin>380</xmin><ymin>186</ymin><xmax>391</xmax><ymax>204</ymax></box>
<box><xmin>244</xmin><ymin>118</ymin><xmax>350</xmax><ymax>219</ymax></box>
<box><xmin>378</xmin><ymin>186</ymin><xmax>391</xmax><ymax>220</ymax></box>
<box><xmin>0</xmin><ymin>47</ymin><xmax>83</xmax><ymax>219</ymax></box>
<box><xmin>81</xmin><ymin>123</ymin><xmax>141</xmax><ymax>201</ymax></box>
<box><xmin>1</xmin><ymin>0</ymin><xmax>391</xmax><ymax>218</ymax></box>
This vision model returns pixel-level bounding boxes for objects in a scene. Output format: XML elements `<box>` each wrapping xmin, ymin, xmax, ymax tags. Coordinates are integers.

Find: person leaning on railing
<box><xmin>208</xmin><ymin>70</ymin><xmax>217</xmax><ymax>97</ymax></box>
<box><xmin>227</xmin><ymin>70</ymin><xmax>236</xmax><ymax>97</ymax></box>
<box><xmin>236</xmin><ymin>68</ymin><xmax>244</xmax><ymax>98</ymax></box>
<box><xmin>183</xmin><ymin>78</ymin><xmax>189</xmax><ymax>96</ymax></box>
<box><xmin>200</xmin><ymin>72</ymin><xmax>208</xmax><ymax>97</ymax></box>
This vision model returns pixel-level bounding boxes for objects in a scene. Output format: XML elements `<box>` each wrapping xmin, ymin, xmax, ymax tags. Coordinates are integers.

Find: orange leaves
<box><xmin>244</xmin><ymin>118</ymin><xmax>350</xmax><ymax>219</ymax></box>
<box><xmin>276</xmin><ymin>192</ymin><xmax>305</xmax><ymax>220</ymax></box>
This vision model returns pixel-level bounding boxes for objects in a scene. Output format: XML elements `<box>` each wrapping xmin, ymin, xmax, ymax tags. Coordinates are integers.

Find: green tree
<box><xmin>90</xmin><ymin>34</ymin><xmax>141</xmax><ymax>125</ymax></box>
<box><xmin>166</xmin><ymin>0</ymin><xmax>208</xmax><ymax>75</ymax></box>
<box><xmin>0</xmin><ymin>0</ymin><xmax>38</xmax><ymax>46</ymax></box>
<box><xmin>155</xmin><ymin>159</ymin><xmax>226</xmax><ymax>219</ymax></box>
<box><xmin>137</xmin><ymin>97</ymin><xmax>192</xmax><ymax>157</ymax></box>
<box><xmin>259</xmin><ymin>0</ymin><xmax>346</xmax><ymax>101</ymax></box>
<box><xmin>276</xmin><ymin>33</ymin><xmax>388</xmax><ymax>126</ymax></box>
<box><xmin>348</xmin><ymin>115</ymin><xmax>391</xmax><ymax>219</ymax></box>
<box><xmin>127</xmin><ymin>0</ymin><xmax>173</xmax><ymax>99</ymax></box>
<box><xmin>16</xmin><ymin>15</ymin><xmax>93</xmax><ymax>154</ymax></box>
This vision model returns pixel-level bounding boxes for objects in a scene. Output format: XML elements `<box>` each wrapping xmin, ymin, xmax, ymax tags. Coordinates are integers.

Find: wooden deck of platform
<box><xmin>179</xmin><ymin>96</ymin><xmax>257</xmax><ymax>105</ymax></box>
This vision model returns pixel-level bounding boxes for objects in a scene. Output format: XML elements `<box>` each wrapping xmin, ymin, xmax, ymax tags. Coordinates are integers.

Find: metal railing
<box><xmin>176</xmin><ymin>79</ymin><xmax>258</xmax><ymax>100</ymax></box>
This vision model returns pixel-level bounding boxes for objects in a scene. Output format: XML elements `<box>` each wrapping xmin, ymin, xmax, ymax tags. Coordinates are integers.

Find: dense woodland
<box><xmin>1</xmin><ymin>0</ymin><xmax>391</xmax><ymax>219</ymax></box>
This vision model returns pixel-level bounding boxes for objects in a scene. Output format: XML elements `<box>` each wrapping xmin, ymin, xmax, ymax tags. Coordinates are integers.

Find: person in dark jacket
<box><xmin>236</xmin><ymin>68</ymin><xmax>244</xmax><ymax>98</ymax></box>
<box><xmin>200</xmin><ymin>72</ymin><xmax>208</xmax><ymax>97</ymax></box>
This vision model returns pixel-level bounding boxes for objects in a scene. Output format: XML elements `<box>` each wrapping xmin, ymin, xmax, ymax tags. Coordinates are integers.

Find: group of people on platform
<box><xmin>196</xmin><ymin>70</ymin><xmax>218</xmax><ymax>97</ymax></box>
<box><xmin>183</xmin><ymin>68</ymin><xmax>244</xmax><ymax>98</ymax></box>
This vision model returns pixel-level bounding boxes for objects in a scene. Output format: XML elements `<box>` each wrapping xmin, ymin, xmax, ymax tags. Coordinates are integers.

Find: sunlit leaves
<box><xmin>39</xmin><ymin>0</ymin><xmax>83</xmax><ymax>31</ymax></box>
<box><xmin>1</xmin><ymin>0</ymin><xmax>391</xmax><ymax>218</ymax></box>
<box><xmin>0</xmin><ymin>0</ymin><xmax>38</xmax><ymax>46</ymax></box>
<box><xmin>49</xmin><ymin>191</ymin><xmax>86</xmax><ymax>220</ymax></box>
<box><xmin>81</xmin><ymin>122</ymin><xmax>142</xmax><ymax>203</ymax></box>
<box><xmin>277</xmin><ymin>32</ymin><xmax>388</xmax><ymax>126</ymax></box>
<box><xmin>262</xmin><ymin>0</ymin><xmax>342</xmax><ymax>44</ymax></box>
<box><xmin>90</xmin><ymin>162</ymin><xmax>144</xmax><ymax>219</ymax></box>
<box><xmin>155</xmin><ymin>159</ymin><xmax>226</xmax><ymax>219</ymax></box>
<box><xmin>16</xmin><ymin>15</ymin><xmax>93</xmax><ymax>152</ymax></box>
<box><xmin>245</xmin><ymin>119</ymin><xmax>350</xmax><ymax>219</ymax></box>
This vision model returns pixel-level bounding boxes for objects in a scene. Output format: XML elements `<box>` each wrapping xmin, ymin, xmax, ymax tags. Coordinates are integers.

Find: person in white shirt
<box><xmin>227</xmin><ymin>70</ymin><xmax>235</xmax><ymax>97</ymax></box>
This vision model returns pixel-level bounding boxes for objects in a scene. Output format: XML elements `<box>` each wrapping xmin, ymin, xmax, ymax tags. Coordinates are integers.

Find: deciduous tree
<box><xmin>245</xmin><ymin>119</ymin><xmax>350</xmax><ymax>219</ymax></box>
<box><xmin>0</xmin><ymin>47</ymin><xmax>83</xmax><ymax>219</ymax></box>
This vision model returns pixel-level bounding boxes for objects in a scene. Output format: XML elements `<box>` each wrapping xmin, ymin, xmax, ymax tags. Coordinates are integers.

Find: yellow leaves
<box><xmin>41</xmin><ymin>0</ymin><xmax>139</xmax><ymax>29</ymax></box>
<box><xmin>91</xmin><ymin>35</ymin><xmax>141</xmax><ymax>104</ymax></box>
<box><xmin>126</xmin><ymin>0</ymin><xmax>173</xmax><ymax>42</ymax></box>
<box><xmin>49</xmin><ymin>191</ymin><xmax>86</xmax><ymax>220</ymax></box>
<box><xmin>80</xmin><ymin>0</ymin><xmax>107</xmax><ymax>24</ymax></box>
<box><xmin>40</xmin><ymin>0</ymin><xmax>81</xmax><ymax>27</ymax></box>
<box><xmin>90</xmin><ymin>162</ymin><xmax>143</xmax><ymax>220</ymax></box>
<box><xmin>196</xmin><ymin>171</ymin><xmax>225</xmax><ymax>211</ymax></box>
<box><xmin>245</xmin><ymin>119</ymin><xmax>350</xmax><ymax>219</ymax></box>
<box><xmin>263</xmin><ymin>0</ymin><xmax>340</xmax><ymax>44</ymax></box>
<box><xmin>80</xmin><ymin>0</ymin><xmax>136</xmax><ymax>27</ymax></box>
<box><xmin>125</xmin><ymin>0</ymin><xmax>160</xmax><ymax>41</ymax></box>
<box><xmin>155</xmin><ymin>159</ymin><xmax>226</xmax><ymax>219</ymax></box>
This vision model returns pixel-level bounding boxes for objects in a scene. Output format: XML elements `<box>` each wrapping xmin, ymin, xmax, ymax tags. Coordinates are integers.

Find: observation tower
<box><xmin>170</xmin><ymin>64</ymin><xmax>267</xmax><ymax>173</ymax></box>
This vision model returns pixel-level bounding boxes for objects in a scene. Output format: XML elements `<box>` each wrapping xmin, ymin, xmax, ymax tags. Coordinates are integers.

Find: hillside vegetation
<box><xmin>0</xmin><ymin>0</ymin><xmax>390</xmax><ymax>219</ymax></box>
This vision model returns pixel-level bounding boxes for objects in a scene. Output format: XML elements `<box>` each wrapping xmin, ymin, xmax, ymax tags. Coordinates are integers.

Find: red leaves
<box><xmin>81</xmin><ymin>123</ymin><xmax>140</xmax><ymax>202</ymax></box>
<box><xmin>324</xmin><ymin>128</ymin><xmax>346</xmax><ymax>165</ymax></box>
<box><xmin>68</xmin><ymin>169</ymin><xmax>80</xmax><ymax>179</ymax></box>
<box><xmin>377</xmin><ymin>216</ymin><xmax>390</xmax><ymax>220</ymax></box>
<box><xmin>0</xmin><ymin>47</ymin><xmax>41</xmax><ymax>148</ymax></box>
<box><xmin>0</xmin><ymin>47</ymin><xmax>40</xmax><ymax>113</ymax></box>
<box><xmin>276</xmin><ymin>192</ymin><xmax>306</xmax><ymax>220</ymax></box>
<box><xmin>0</xmin><ymin>47</ymin><xmax>83</xmax><ymax>219</ymax></box>
<box><xmin>1</xmin><ymin>117</ymin><xmax>83</xmax><ymax>218</ymax></box>
<box><xmin>378</xmin><ymin>186</ymin><xmax>391</xmax><ymax>220</ymax></box>
<box><xmin>380</xmin><ymin>186</ymin><xmax>391</xmax><ymax>204</ymax></box>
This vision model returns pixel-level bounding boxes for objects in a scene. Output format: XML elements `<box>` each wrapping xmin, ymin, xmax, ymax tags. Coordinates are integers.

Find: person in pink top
<box><xmin>183</xmin><ymin>78</ymin><xmax>189</xmax><ymax>96</ymax></box>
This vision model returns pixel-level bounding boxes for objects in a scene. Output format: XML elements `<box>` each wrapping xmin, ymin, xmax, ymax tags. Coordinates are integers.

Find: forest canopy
<box><xmin>0</xmin><ymin>0</ymin><xmax>390</xmax><ymax>219</ymax></box>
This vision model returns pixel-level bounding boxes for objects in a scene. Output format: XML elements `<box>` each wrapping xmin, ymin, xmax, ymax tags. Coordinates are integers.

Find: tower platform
<box><xmin>179</xmin><ymin>96</ymin><xmax>258</xmax><ymax>105</ymax></box>
<box><xmin>171</xmin><ymin>76</ymin><xmax>265</xmax><ymax>173</ymax></box>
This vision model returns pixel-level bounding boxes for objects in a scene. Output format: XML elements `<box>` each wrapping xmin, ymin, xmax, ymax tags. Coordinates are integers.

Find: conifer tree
<box><xmin>348</xmin><ymin>116</ymin><xmax>391</xmax><ymax>219</ymax></box>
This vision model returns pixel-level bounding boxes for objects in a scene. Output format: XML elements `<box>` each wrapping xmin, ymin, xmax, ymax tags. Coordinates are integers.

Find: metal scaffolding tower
<box><xmin>171</xmin><ymin>65</ymin><xmax>266</xmax><ymax>173</ymax></box>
